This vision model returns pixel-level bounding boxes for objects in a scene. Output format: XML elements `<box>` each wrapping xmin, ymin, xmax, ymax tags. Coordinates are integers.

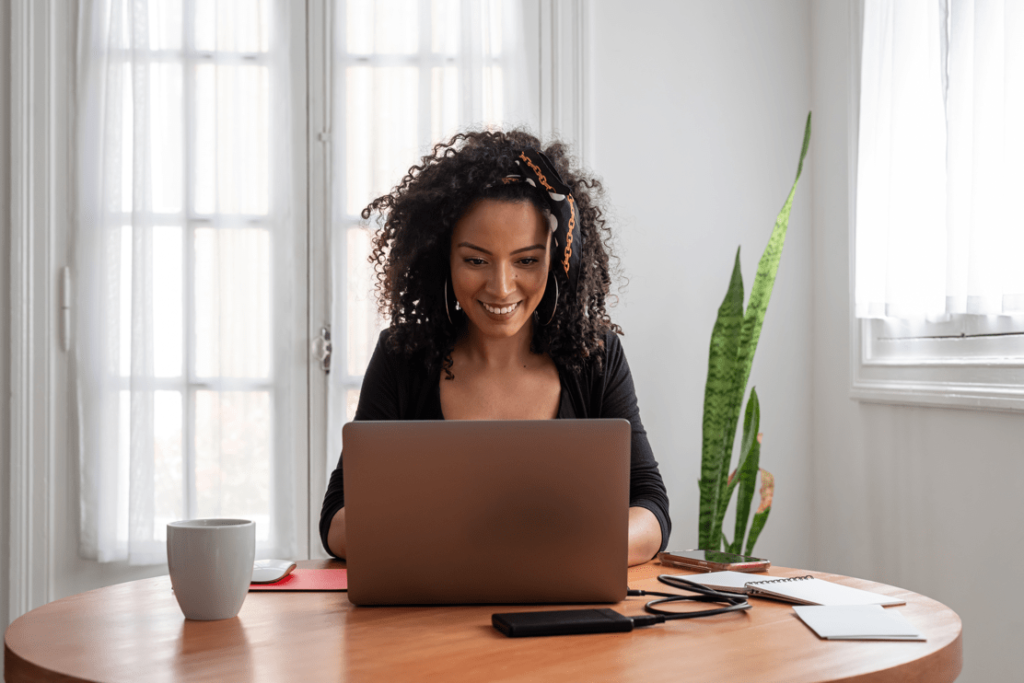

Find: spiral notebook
<box><xmin>743</xmin><ymin>575</ymin><xmax>905</xmax><ymax>607</ymax></box>
<box><xmin>679</xmin><ymin>572</ymin><xmax>905</xmax><ymax>606</ymax></box>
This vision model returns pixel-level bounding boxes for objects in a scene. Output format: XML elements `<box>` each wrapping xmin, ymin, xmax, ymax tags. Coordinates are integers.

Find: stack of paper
<box><xmin>793</xmin><ymin>605</ymin><xmax>924</xmax><ymax>641</ymax></box>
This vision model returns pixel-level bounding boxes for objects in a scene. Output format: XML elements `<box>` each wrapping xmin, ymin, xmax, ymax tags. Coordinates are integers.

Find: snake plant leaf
<box><xmin>720</xmin><ymin>387</ymin><xmax>759</xmax><ymax>536</ymax></box>
<box><xmin>730</xmin><ymin>390</ymin><xmax>761</xmax><ymax>554</ymax></box>
<box><xmin>698</xmin><ymin>248</ymin><xmax>744</xmax><ymax>549</ymax></box>
<box><xmin>744</xmin><ymin>468</ymin><xmax>775</xmax><ymax>555</ymax></box>
<box><xmin>735</xmin><ymin>113</ymin><xmax>811</xmax><ymax>399</ymax></box>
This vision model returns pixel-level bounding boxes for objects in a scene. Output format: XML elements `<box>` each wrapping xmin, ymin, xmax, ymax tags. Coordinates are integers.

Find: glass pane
<box><xmin>153</xmin><ymin>226</ymin><xmax>183</xmax><ymax>377</ymax></box>
<box><xmin>195</xmin><ymin>227</ymin><xmax>271</xmax><ymax>379</ymax></box>
<box><xmin>482</xmin><ymin>66</ymin><xmax>503</xmax><ymax>124</ymax></box>
<box><xmin>345</xmin><ymin>66</ymin><xmax>419</xmax><ymax>215</ymax></box>
<box><xmin>346</xmin><ymin>226</ymin><xmax>383</xmax><ymax>376</ymax></box>
<box><xmin>153</xmin><ymin>390</ymin><xmax>184</xmax><ymax>540</ymax></box>
<box><xmin>484</xmin><ymin>0</ymin><xmax>503</xmax><ymax>56</ymax></box>
<box><xmin>347</xmin><ymin>0</ymin><xmax>418</xmax><ymax>56</ymax></box>
<box><xmin>346</xmin><ymin>388</ymin><xmax>360</xmax><ymax>423</ymax></box>
<box><xmin>119</xmin><ymin>64</ymin><xmax>133</xmax><ymax>214</ymax></box>
<box><xmin>117</xmin><ymin>225</ymin><xmax>183</xmax><ymax>378</ymax></box>
<box><xmin>194</xmin><ymin>64</ymin><xmax>270</xmax><ymax>216</ymax></box>
<box><xmin>118</xmin><ymin>226</ymin><xmax>132</xmax><ymax>377</ymax></box>
<box><xmin>345</xmin><ymin>0</ymin><xmax>373</xmax><ymax>55</ymax></box>
<box><xmin>194</xmin><ymin>64</ymin><xmax>215</xmax><ymax>215</ymax></box>
<box><xmin>195</xmin><ymin>390</ymin><xmax>271</xmax><ymax>541</ymax></box>
<box><xmin>117</xmin><ymin>391</ymin><xmax>130</xmax><ymax>544</ymax></box>
<box><xmin>195</xmin><ymin>0</ymin><xmax>270</xmax><ymax>53</ymax></box>
<box><xmin>431</xmin><ymin>66</ymin><xmax>459</xmax><ymax>144</ymax></box>
<box><xmin>194</xmin><ymin>0</ymin><xmax>214</xmax><ymax>51</ymax></box>
<box><xmin>432</xmin><ymin>0</ymin><xmax>460</xmax><ymax>55</ymax></box>
<box><xmin>343</xmin><ymin>67</ymin><xmax>372</xmax><ymax>216</ymax></box>
<box><xmin>150</xmin><ymin>63</ymin><xmax>184</xmax><ymax>214</ymax></box>
<box><xmin>149</xmin><ymin>0</ymin><xmax>182</xmax><ymax>51</ymax></box>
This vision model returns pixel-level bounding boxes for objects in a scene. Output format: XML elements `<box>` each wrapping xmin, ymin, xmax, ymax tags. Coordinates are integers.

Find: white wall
<box><xmin>590</xmin><ymin>0</ymin><xmax>815</xmax><ymax>568</ymax></box>
<box><xmin>810</xmin><ymin>4</ymin><xmax>1020</xmax><ymax>682</ymax></box>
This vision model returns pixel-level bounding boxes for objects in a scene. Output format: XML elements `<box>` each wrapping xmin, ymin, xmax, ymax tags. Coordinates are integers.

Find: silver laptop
<box><xmin>343</xmin><ymin>419</ymin><xmax>630</xmax><ymax>606</ymax></box>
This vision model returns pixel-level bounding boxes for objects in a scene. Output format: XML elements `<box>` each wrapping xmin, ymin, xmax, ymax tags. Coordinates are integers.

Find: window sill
<box><xmin>851</xmin><ymin>377</ymin><xmax>1024</xmax><ymax>413</ymax></box>
<box><xmin>850</xmin><ymin>320</ymin><xmax>1024</xmax><ymax>413</ymax></box>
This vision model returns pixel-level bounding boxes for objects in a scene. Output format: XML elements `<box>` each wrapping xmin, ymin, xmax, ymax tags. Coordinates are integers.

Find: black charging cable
<box><xmin>626</xmin><ymin>574</ymin><xmax>751</xmax><ymax>627</ymax></box>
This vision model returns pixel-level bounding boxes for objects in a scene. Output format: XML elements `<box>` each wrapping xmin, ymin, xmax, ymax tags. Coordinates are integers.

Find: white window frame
<box><xmin>7</xmin><ymin>0</ymin><xmax>72</xmax><ymax>624</ymax></box>
<box><xmin>848</xmin><ymin>0</ymin><xmax>1024</xmax><ymax>413</ymax></box>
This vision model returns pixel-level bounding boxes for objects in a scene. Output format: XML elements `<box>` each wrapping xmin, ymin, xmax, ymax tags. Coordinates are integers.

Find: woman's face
<box><xmin>449</xmin><ymin>199</ymin><xmax>551</xmax><ymax>342</ymax></box>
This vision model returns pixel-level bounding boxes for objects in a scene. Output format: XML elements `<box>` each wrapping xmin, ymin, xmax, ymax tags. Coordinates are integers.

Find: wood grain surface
<box><xmin>4</xmin><ymin>560</ymin><xmax>961</xmax><ymax>683</ymax></box>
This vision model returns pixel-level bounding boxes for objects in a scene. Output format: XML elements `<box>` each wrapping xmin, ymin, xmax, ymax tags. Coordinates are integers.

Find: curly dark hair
<box><xmin>363</xmin><ymin>128</ymin><xmax>622</xmax><ymax>378</ymax></box>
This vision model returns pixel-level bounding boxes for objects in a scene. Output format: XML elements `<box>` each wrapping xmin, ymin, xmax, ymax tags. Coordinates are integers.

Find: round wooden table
<box><xmin>5</xmin><ymin>560</ymin><xmax>961</xmax><ymax>683</ymax></box>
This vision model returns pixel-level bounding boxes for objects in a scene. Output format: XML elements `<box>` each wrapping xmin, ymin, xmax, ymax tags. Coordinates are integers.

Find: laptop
<box><xmin>343</xmin><ymin>419</ymin><xmax>631</xmax><ymax>606</ymax></box>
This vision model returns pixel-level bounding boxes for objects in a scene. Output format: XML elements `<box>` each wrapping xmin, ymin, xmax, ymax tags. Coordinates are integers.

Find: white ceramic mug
<box><xmin>167</xmin><ymin>519</ymin><xmax>255</xmax><ymax>621</ymax></box>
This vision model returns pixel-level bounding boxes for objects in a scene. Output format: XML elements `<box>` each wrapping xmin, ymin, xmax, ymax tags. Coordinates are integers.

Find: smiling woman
<box><xmin>319</xmin><ymin>129</ymin><xmax>671</xmax><ymax>566</ymax></box>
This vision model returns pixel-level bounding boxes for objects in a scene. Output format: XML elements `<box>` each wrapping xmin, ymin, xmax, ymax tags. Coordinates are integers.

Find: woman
<box><xmin>320</xmin><ymin>129</ymin><xmax>670</xmax><ymax>566</ymax></box>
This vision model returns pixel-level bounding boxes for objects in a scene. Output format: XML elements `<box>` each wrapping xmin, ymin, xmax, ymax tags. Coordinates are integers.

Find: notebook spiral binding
<box><xmin>745</xmin><ymin>575</ymin><xmax>814</xmax><ymax>587</ymax></box>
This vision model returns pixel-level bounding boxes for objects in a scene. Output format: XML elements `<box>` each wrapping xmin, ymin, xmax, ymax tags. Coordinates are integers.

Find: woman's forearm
<box><xmin>327</xmin><ymin>507</ymin><xmax>347</xmax><ymax>559</ymax></box>
<box><xmin>627</xmin><ymin>506</ymin><xmax>662</xmax><ymax>567</ymax></box>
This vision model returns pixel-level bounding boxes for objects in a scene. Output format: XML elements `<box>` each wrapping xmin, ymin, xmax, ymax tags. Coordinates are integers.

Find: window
<box><xmin>851</xmin><ymin>0</ymin><xmax>1024</xmax><ymax>411</ymax></box>
<box><xmin>76</xmin><ymin>0</ymin><xmax>306</xmax><ymax>563</ymax></box>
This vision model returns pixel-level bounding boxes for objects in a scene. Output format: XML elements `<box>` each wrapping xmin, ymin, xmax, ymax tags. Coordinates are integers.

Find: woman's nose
<box><xmin>488</xmin><ymin>262</ymin><xmax>516</xmax><ymax>299</ymax></box>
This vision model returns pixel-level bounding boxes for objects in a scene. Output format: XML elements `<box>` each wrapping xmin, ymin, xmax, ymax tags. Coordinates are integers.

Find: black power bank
<box><xmin>492</xmin><ymin>609</ymin><xmax>634</xmax><ymax>637</ymax></box>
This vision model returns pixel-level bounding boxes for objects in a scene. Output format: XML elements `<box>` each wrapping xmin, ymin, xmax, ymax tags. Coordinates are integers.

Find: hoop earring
<box><xmin>538</xmin><ymin>273</ymin><xmax>558</xmax><ymax>326</ymax></box>
<box><xmin>444</xmin><ymin>278</ymin><xmax>462</xmax><ymax>325</ymax></box>
<box><xmin>444</xmin><ymin>278</ymin><xmax>453</xmax><ymax>325</ymax></box>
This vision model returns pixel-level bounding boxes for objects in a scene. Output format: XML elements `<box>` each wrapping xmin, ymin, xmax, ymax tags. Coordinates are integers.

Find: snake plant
<box><xmin>697</xmin><ymin>113</ymin><xmax>811</xmax><ymax>555</ymax></box>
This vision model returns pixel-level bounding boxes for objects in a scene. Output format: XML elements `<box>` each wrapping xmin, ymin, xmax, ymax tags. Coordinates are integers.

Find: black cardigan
<box><xmin>319</xmin><ymin>329</ymin><xmax>672</xmax><ymax>558</ymax></box>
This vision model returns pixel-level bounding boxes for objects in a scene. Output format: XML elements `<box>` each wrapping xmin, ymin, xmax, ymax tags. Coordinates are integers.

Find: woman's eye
<box><xmin>465</xmin><ymin>257</ymin><xmax>486</xmax><ymax>266</ymax></box>
<box><xmin>519</xmin><ymin>257</ymin><xmax>539</xmax><ymax>265</ymax></box>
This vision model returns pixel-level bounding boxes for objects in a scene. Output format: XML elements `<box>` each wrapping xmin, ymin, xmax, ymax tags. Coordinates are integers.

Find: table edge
<box><xmin>3</xmin><ymin>562</ymin><xmax>964</xmax><ymax>683</ymax></box>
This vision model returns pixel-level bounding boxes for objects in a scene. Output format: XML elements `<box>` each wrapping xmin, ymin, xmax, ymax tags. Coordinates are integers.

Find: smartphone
<box><xmin>658</xmin><ymin>549</ymin><xmax>770</xmax><ymax>573</ymax></box>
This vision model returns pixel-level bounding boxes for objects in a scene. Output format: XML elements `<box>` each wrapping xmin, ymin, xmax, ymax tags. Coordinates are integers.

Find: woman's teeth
<box><xmin>482</xmin><ymin>302</ymin><xmax>519</xmax><ymax>315</ymax></box>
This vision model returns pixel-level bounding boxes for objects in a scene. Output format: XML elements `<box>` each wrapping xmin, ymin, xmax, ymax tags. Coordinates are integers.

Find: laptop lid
<box><xmin>343</xmin><ymin>419</ymin><xmax>631</xmax><ymax>606</ymax></box>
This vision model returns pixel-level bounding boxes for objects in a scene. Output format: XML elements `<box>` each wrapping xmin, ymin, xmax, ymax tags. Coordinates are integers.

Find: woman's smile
<box><xmin>480</xmin><ymin>300</ymin><xmax>521</xmax><ymax>316</ymax></box>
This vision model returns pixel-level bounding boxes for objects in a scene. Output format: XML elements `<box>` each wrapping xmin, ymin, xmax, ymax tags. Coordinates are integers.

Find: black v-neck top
<box><xmin>319</xmin><ymin>329</ymin><xmax>672</xmax><ymax>558</ymax></box>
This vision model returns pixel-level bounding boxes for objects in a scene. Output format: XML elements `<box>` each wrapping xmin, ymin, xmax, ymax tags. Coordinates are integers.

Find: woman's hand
<box><xmin>627</xmin><ymin>506</ymin><xmax>662</xmax><ymax>567</ymax></box>
<box><xmin>327</xmin><ymin>507</ymin><xmax>347</xmax><ymax>559</ymax></box>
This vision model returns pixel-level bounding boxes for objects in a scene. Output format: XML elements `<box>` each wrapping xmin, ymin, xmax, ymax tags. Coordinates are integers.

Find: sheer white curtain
<box><xmin>855</xmin><ymin>0</ymin><xmax>1024</xmax><ymax>319</ymax></box>
<box><xmin>75</xmin><ymin>0</ymin><xmax>300</xmax><ymax>564</ymax></box>
<box><xmin>327</xmin><ymin>0</ymin><xmax>532</xmax><ymax>463</ymax></box>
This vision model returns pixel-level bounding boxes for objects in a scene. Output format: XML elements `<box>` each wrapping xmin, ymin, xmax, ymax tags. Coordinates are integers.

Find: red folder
<box><xmin>249</xmin><ymin>569</ymin><xmax>348</xmax><ymax>591</ymax></box>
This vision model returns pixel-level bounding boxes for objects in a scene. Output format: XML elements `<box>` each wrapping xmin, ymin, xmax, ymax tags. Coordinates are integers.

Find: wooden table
<box><xmin>5</xmin><ymin>560</ymin><xmax>961</xmax><ymax>683</ymax></box>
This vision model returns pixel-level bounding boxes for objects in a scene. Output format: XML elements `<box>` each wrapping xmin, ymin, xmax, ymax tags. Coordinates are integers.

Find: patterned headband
<box><xmin>497</xmin><ymin>150</ymin><xmax>582</xmax><ymax>299</ymax></box>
